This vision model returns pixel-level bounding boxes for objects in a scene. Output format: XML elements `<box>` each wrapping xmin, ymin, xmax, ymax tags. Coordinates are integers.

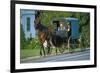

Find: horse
<box><xmin>34</xmin><ymin>17</ymin><xmax>69</xmax><ymax>56</ymax></box>
<box><xmin>34</xmin><ymin>17</ymin><xmax>52</xmax><ymax>56</ymax></box>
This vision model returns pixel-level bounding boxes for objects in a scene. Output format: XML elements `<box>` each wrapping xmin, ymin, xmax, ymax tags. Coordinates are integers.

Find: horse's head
<box><xmin>34</xmin><ymin>17</ymin><xmax>41</xmax><ymax>30</ymax></box>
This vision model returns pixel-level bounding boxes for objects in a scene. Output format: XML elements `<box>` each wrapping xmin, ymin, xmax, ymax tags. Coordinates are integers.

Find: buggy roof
<box><xmin>64</xmin><ymin>18</ymin><xmax>78</xmax><ymax>21</ymax></box>
<box><xmin>52</xmin><ymin>17</ymin><xmax>78</xmax><ymax>24</ymax></box>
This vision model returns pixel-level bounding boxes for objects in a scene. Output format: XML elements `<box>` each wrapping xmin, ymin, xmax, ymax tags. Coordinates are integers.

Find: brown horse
<box><xmin>34</xmin><ymin>17</ymin><xmax>52</xmax><ymax>56</ymax></box>
<box><xmin>34</xmin><ymin>17</ymin><xmax>70</xmax><ymax>56</ymax></box>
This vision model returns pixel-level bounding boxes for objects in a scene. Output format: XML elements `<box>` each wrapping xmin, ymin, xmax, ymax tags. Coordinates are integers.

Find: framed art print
<box><xmin>10</xmin><ymin>0</ymin><xmax>97</xmax><ymax>73</ymax></box>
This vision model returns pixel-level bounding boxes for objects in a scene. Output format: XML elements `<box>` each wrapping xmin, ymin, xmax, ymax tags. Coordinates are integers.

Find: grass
<box><xmin>20</xmin><ymin>48</ymin><xmax>40</xmax><ymax>59</ymax></box>
<box><xmin>20</xmin><ymin>47</ymin><xmax>84</xmax><ymax>59</ymax></box>
<box><xmin>20</xmin><ymin>48</ymin><xmax>58</xmax><ymax>59</ymax></box>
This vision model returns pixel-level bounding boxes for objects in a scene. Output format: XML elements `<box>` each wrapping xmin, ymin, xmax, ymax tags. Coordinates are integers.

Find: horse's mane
<box><xmin>37</xmin><ymin>24</ymin><xmax>48</xmax><ymax>32</ymax></box>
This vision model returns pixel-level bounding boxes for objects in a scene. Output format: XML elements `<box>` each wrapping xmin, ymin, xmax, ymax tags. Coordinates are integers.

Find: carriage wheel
<box><xmin>69</xmin><ymin>38</ymin><xmax>81</xmax><ymax>53</ymax></box>
<box><xmin>68</xmin><ymin>36</ymin><xmax>76</xmax><ymax>53</ymax></box>
<box><xmin>59</xmin><ymin>39</ymin><xmax>66</xmax><ymax>53</ymax></box>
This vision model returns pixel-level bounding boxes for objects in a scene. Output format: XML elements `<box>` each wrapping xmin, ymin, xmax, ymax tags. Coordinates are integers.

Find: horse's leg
<box><xmin>40</xmin><ymin>45</ymin><xmax>43</xmax><ymax>56</ymax></box>
<box><xmin>40</xmin><ymin>48</ymin><xmax>42</xmax><ymax>56</ymax></box>
<box><xmin>47</xmin><ymin>41</ymin><xmax>52</xmax><ymax>55</ymax></box>
<box><xmin>43</xmin><ymin>40</ymin><xmax>48</xmax><ymax>56</ymax></box>
<box><xmin>55</xmin><ymin>48</ymin><xmax>58</xmax><ymax>55</ymax></box>
<box><xmin>47</xmin><ymin>46</ymin><xmax>52</xmax><ymax>55</ymax></box>
<box><xmin>43</xmin><ymin>47</ymin><xmax>46</xmax><ymax>57</ymax></box>
<box><xmin>39</xmin><ymin>43</ymin><xmax>46</xmax><ymax>57</ymax></box>
<box><xmin>40</xmin><ymin>44</ymin><xmax>46</xmax><ymax>57</ymax></box>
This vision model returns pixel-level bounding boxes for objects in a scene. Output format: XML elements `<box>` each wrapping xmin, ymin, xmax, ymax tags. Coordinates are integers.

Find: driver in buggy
<box><xmin>57</xmin><ymin>22</ymin><xmax>67</xmax><ymax>38</ymax></box>
<box><xmin>57</xmin><ymin>21</ymin><xmax>71</xmax><ymax>38</ymax></box>
<box><xmin>58</xmin><ymin>22</ymin><xmax>66</xmax><ymax>31</ymax></box>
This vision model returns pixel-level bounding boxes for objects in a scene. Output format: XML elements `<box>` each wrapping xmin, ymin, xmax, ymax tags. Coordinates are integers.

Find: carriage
<box><xmin>52</xmin><ymin>17</ymin><xmax>80</xmax><ymax>50</ymax></box>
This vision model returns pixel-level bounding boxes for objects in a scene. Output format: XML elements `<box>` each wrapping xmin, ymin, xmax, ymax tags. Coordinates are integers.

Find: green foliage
<box><xmin>26</xmin><ymin>38</ymin><xmax>41</xmax><ymax>50</ymax></box>
<box><xmin>40</xmin><ymin>11</ymin><xmax>75</xmax><ymax>26</ymax></box>
<box><xmin>20</xmin><ymin>24</ymin><xmax>26</xmax><ymax>49</ymax></box>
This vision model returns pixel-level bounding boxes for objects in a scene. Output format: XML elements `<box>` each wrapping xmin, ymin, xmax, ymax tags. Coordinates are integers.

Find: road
<box><xmin>21</xmin><ymin>49</ymin><xmax>90</xmax><ymax>63</ymax></box>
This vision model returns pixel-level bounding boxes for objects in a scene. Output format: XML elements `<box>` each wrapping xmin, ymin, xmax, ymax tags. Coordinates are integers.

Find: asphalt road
<box><xmin>21</xmin><ymin>49</ymin><xmax>90</xmax><ymax>63</ymax></box>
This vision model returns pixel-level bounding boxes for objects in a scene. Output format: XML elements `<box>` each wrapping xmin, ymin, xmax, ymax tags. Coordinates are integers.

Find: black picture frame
<box><xmin>10</xmin><ymin>0</ymin><xmax>97</xmax><ymax>73</ymax></box>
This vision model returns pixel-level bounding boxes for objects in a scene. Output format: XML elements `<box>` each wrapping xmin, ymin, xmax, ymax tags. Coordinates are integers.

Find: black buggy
<box><xmin>52</xmin><ymin>18</ymin><xmax>80</xmax><ymax>53</ymax></box>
